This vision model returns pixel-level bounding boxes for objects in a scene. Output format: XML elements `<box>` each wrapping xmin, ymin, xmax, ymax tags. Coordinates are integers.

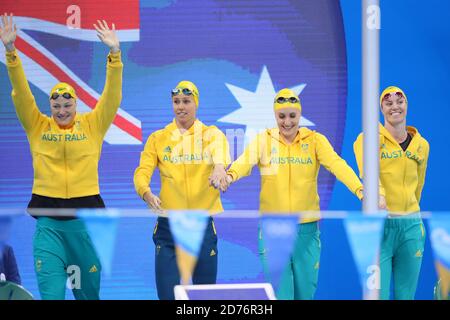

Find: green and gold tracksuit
<box><xmin>354</xmin><ymin>124</ymin><xmax>429</xmax><ymax>300</ymax></box>
<box><xmin>134</xmin><ymin>119</ymin><xmax>230</xmax><ymax>300</ymax></box>
<box><xmin>5</xmin><ymin>49</ymin><xmax>123</xmax><ymax>299</ymax></box>
<box><xmin>33</xmin><ymin>213</ymin><xmax>102</xmax><ymax>300</ymax></box>
<box><xmin>228</xmin><ymin>128</ymin><xmax>363</xmax><ymax>300</ymax></box>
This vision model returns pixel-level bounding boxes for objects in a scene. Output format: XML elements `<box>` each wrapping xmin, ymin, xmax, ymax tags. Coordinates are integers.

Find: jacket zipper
<box><xmin>184</xmin><ymin>161</ymin><xmax>189</xmax><ymax>209</ymax></box>
<box><xmin>64</xmin><ymin>133</ymin><xmax>68</xmax><ymax>197</ymax></box>
<box><xmin>183</xmin><ymin>137</ymin><xmax>190</xmax><ymax>210</ymax></box>
<box><xmin>401</xmin><ymin>137</ymin><xmax>410</xmax><ymax>212</ymax></box>
<box><xmin>288</xmin><ymin>144</ymin><xmax>292</xmax><ymax>213</ymax></box>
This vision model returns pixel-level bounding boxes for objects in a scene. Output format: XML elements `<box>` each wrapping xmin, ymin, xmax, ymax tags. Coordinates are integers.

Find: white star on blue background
<box><xmin>218</xmin><ymin>66</ymin><xmax>314</xmax><ymax>145</ymax></box>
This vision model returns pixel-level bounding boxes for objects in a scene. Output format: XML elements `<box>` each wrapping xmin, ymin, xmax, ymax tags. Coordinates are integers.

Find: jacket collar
<box><xmin>379</xmin><ymin>123</ymin><xmax>420</xmax><ymax>147</ymax></box>
<box><xmin>267</xmin><ymin>127</ymin><xmax>314</xmax><ymax>145</ymax></box>
<box><xmin>166</xmin><ymin>119</ymin><xmax>205</xmax><ymax>139</ymax></box>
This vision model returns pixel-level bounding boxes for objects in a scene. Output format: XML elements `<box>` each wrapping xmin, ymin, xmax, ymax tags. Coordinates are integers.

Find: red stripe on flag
<box><xmin>15</xmin><ymin>36</ymin><xmax>142</xmax><ymax>142</ymax></box>
<box><xmin>1</xmin><ymin>0</ymin><xmax>140</xmax><ymax>29</ymax></box>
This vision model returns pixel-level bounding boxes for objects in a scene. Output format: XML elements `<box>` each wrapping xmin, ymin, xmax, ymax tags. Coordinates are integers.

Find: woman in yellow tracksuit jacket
<box><xmin>225</xmin><ymin>88</ymin><xmax>364</xmax><ymax>300</ymax></box>
<box><xmin>134</xmin><ymin>81</ymin><xmax>230</xmax><ymax>300</ymax></box>
<box><xmin>2</xmin><ymin>15</ymin><xmax>122</xmax><ymax>299</ymax></box>
<box><xmin>354</xmin><ymin>86</ymin><xmax>430</xmax><ymax>300</ymax></box>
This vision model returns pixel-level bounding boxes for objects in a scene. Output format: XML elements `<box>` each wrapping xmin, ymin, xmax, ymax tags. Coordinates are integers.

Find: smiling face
<box><xmin>275</xmin><ymin>107</ymin><xmax>301</xmax><ymax>142</ymax></box>
<box><xmin>381</xmin><ymin>92</ymin><xmax>407</xmax><ymax>126</ymax></box>
<box><xmin>172</xmin><ymin>94</ymin><xmax>197</xmax><ymax>128</ymax></box>
<box><xmin>50</xmin><ymin>96</ymin><xmax>77</xmax><ymax>128</ymax></box>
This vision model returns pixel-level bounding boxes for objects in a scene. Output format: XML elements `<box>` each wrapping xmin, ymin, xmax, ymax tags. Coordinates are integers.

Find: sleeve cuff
<box><xmin>355</xmin><ymin>185</ymin><xmax>364</xmax><ymax>200</ymax></box>
<box><xmin>107</xmin><ymin>50</ymin><xmax>122</xmax><ymax>65</ymax></box>
<box><xmin>5</xmin><ymin>49</ymin><xmax>19</xmax><ymax>66</ymax></box>
<box><xmin>138</xmin><ymin>186</ymin><xmax>150</xmax><ymax>200</ymax></box>
<box><xmin>227</xmin><ymin>170</ymin><xmax>238</xmax><ymax>182</ymax></box>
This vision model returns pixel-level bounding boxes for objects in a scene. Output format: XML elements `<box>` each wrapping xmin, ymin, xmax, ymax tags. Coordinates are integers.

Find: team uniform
<box><xmin>228</xmin><ymin>126</ymin><xmax>363</xmax><ymax>300</ymax></box>
<box><xmin>354</xmin><ymin>124</ymin><xmax>429</xmax><ymax>300</ymax></box>
<box><xmin>134</xmin><ymin>118</ymin><xmax>230</xmax><ymax>300</ymax></box>
<box><xmin>5</xmin><ymin>49</ymin><xmax>123</xmax><ymax>299</ymax></box>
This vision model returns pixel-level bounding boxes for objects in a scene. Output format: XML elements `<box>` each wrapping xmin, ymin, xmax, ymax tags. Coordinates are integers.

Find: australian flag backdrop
<box><xmin>0</xmin><ymin>0</ymin><xmax>348</xmax><ymax>210</ymax></box>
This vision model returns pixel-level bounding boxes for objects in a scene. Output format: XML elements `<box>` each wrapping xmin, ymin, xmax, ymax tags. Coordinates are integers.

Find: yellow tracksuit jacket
<box><xmin>227</xmin><ymin>128</ymin><xmax>363</xmax><ymax>223</ymax></box>
<box><xmin>134</xmin><ymin>119</ymin><xmax>231</xmax><ymax>214</ymax></box>
<box><xmin>5</xmin><ymin>49</ymin><xmax>123</xmax><ymax>198</ymax></box>
<box><xmin>354</xmin><ymin>124</ymin><xmax>429</xmax><ymax>214</ymax></box>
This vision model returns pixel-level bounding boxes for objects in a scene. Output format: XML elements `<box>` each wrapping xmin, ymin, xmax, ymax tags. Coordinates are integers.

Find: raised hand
<box><xmin>93</xmin><ymin>20</ymin><xmax>120</xmax><ymax>53</ymax></box>
<box><xmin>0</xmin><ymin>13</ymin><xmax>17</xmax><ymax>52</ymax></box>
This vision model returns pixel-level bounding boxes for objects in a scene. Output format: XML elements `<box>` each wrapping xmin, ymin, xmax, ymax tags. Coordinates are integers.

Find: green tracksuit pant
<box><xmin>33</xmin><ymin>217</ymin><xmax>101</xmax><ymax>300</ymax></box>
<box><xmin>380</xmin><ymin>213</ymin><xmax>425</xmax><ymax>300</ymax></box>
<box><xmin>259</xmin><ymin>221</ymin><xmax>321</xmax><ymax>300</ymax></box>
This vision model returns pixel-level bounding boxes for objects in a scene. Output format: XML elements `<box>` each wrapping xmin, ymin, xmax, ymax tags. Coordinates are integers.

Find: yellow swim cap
<box><xmin>273</xmin><ymin>88</ymin><xmax>302</xmax><ymax>111</ymax></box>
<box><xmin>380</xmin><ymin>86</ymin><xmax>407</xmax><ymax>106</ymax></box>
<box><xmin>172</xmin><ymin>80</ymin><xmax>199</xmax><ymax>107</ymax></box>
<box><xmin>49</xmin><ymin>82</ymin><xmax>77</xmax><ymax>100</ymax></box>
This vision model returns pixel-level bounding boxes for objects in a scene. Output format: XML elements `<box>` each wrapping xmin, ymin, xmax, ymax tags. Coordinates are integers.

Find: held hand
<box><xmin>0</xmin><ymin>13</ymin><xmax>17</xmax><ymax>52</ymax></box>
<box><xmin>209</xmin><ymin>165</ymin><xmax>228</xmax><ymax>191</ymax></box>
<box><xmin>143</xmin><ymin>191</ymin><xmax>164</xmax><ymax>215</ymax></box>
<box><xmin>217</xmin><ymin>175</ymin><xmax>230</xmax><ymax>192</ymax></box>
<box><xmin>358</xmin><ymin>190</ymin><xmax>388</xmax><ymax>211</ymax></box>
<box><xmin>378</xmin><ymin>195</ymin><xmax>387</xmax><ymax>210</ymax></box>
<box><xmin>93</xmin><ymin>20</ymin><xmax>120</xmax><ymax>53</ymax></box>
<box><xmin>215</xmin><ymin>174</ymin><xmax>233</xmax><ymax>193</ymax></box>
<box><xmin>357</xmin><ymin>188</ymin><xmax>364</xmax><ymax>201</ymax></box>
<box><xmin>220</xmin><ymin>174</ymin><xmax>233</xmax><ymax>192</ymax></box>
